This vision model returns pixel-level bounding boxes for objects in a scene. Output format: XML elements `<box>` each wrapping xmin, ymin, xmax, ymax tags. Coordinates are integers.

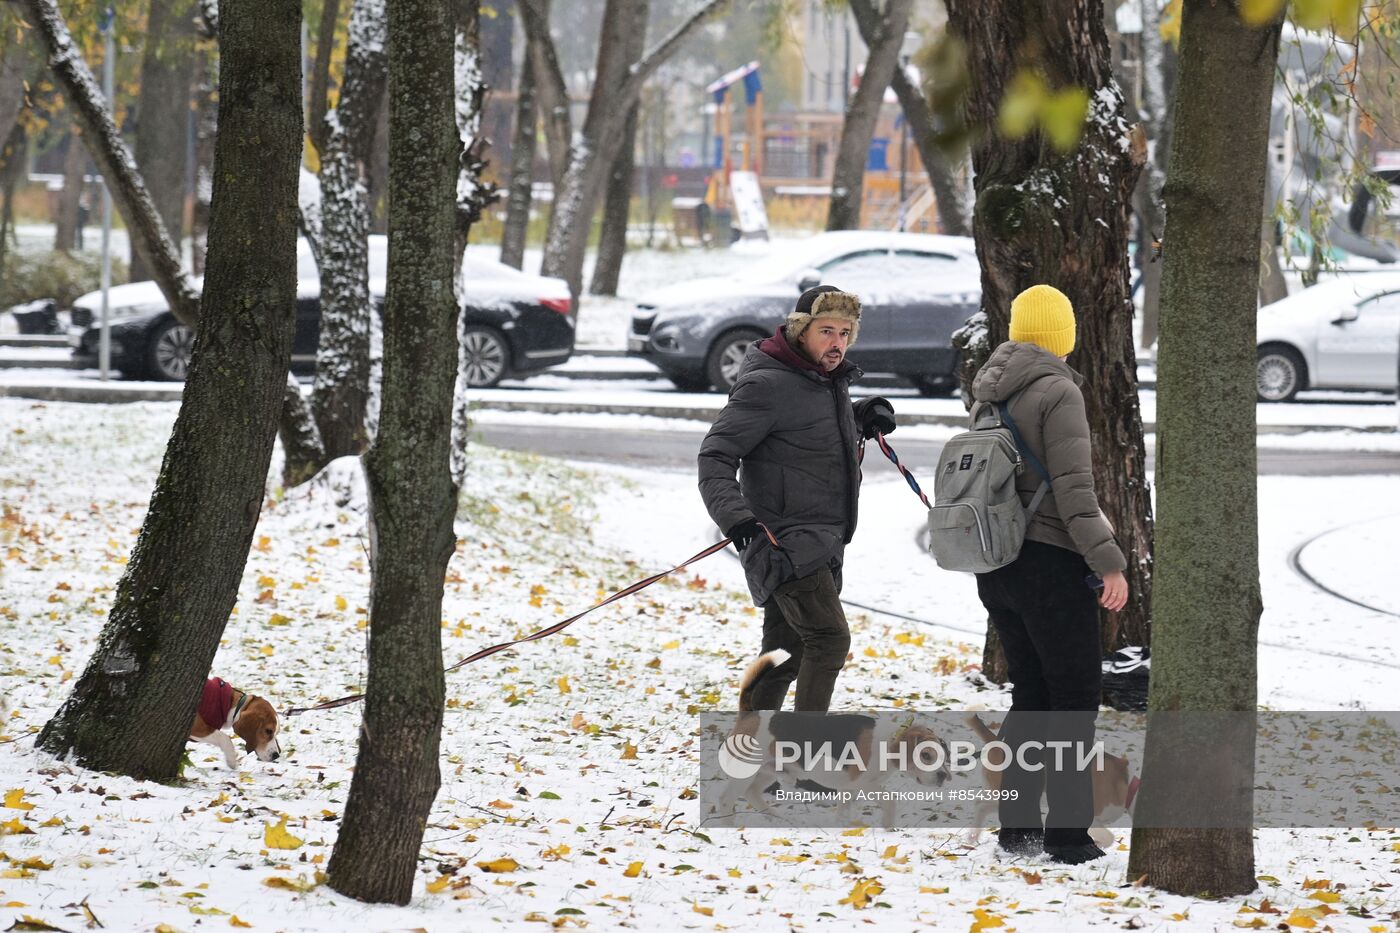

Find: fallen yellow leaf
<box><xmin>263</xmin><ymin>816</ymin><xmax>303</xmax><ymax>850</ymax></box>
<box><xmin>557</xmin><ymin>676</ymin><xmax>571</xmax><ymax>694</ymax></box>
<box><xmin>4</xmin><ymin>789</ymin><xmax>35</xmax><ymax>811</ymax></box>
<box><xmin>426</xmin><ymin>874</ymin><xmax>453</xmax><ymax>893</ymax></box>
<box><xmin>476</xmin><ymin>857</ymin><xmax>520</xmax><ymax>873</ymax></box>
<box><xmin>230</xmin><ymin>917</ymin><xmax>253</xmax><ymax>928</ymax></box>
<box><xmin>692</xmin><ymin>904</ymin><xmax>714</xmax><ymax>917</ymax></box>
<box><xmin>624</xmin><ymin>861</ymin><xmax>643</xmax><ymax>878</ymax></box>
<box><xmin>620</xmin><ymin>742</ymin><xmax>639</xmax><ymax>760</ymax></box>
<box><xmin>970</xmin><ymin>908</ymin><xmax>1006</xmax><ymax>931</ymax></box>
<box><xmin>839</xmin><ymin>876</ymin><xmax>884</xmax><ymax>909</ymax></box>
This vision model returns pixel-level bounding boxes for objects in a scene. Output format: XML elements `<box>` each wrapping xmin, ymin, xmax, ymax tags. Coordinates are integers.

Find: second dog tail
<box><xmin>738</xmin><ymin>649</ymin><xmax>790</xmax><ymax>711</ymax></box>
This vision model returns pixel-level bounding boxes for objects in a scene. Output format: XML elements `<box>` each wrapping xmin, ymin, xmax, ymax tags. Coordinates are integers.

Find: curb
<box><xmin>3</xmin><ymin>380</ymin><xmax>1393</xmax><ymax>436</ymax></box>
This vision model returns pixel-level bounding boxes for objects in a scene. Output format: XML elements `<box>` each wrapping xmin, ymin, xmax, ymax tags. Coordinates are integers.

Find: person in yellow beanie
<box><xmin>1009</xmin><ymin>283</ymin><xmax>1078</xmax><ymax>358</ymax></box>
<box><xmin>964</xmin><ymin>283</ymin><xmax>1128</xmax><ymax>865</ymax></box>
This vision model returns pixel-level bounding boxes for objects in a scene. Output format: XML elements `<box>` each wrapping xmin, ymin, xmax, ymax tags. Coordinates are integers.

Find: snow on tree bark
<box><xmin>325</xmin><ymin>0</ymin><xmax>457</xmax><ymax>903</ymax></box>
<box><xmin>449</xmin><ymin>0</ymin><xmax>496</xmax><ymax>488</ymax></box>
<box><xmin>827</xmin><ymin>0</ymin><xmax>913</xmax><ymax>232</ymax></box>
<box><xmin>309</xmin><ymin>0</ymin><xmax>388</xmax><ymax>465</ymax></box>
<box><xmin>17</xmin><ymin>0</ymin><xmax>200</xmax><ymax>326</ymax></box>
<box><xmin>946</xmin><ymin>0</ymin><xmax>1154</xmax><ymax>658</ymax></box>
<box><xmin>36</xmin><ymin>0</ymin><xmax>303</xmax><ymax>782</ymax></box>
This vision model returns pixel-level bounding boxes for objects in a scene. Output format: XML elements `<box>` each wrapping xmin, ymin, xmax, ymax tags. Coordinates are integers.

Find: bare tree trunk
<box><xmin>0</xmin><ymin>123</ymin><xmax>26</xmax><ymax>273</ymax></box>
<box><xmin>499</xmin><ymin>43</ymin><xmax>537</xmax><ymax>270</ymax></box>
<box><xmin>54</xmin><ymin>127</ymin><xmax>84</xmax><ymax>252</ymax></box>
<box><xmin>539</xmin><ymin>0</ymin><xmax>731</xmax><ymax>298</ymax></box>
<box><xmin>0</xmin><ymin>25</ymin><xmax>36</xmax><ymax>148</ymax></box>
<box><xmin>827</xmin><ymin>0</ymin><xmax>912</xmax><ymax>231</ymax></box>
<box><xmin>518</xmin><ymin>0</ymin><xmax>569</xmax><ymax>192</ymax></box>
<box><xmin>36</xmin><ymin>0</ymin><xmax>302</xmax><ymax>782</ymax></box>
<box><xmin>368</xmin><ymin>85</ymin><xmax>390</xmax><ymax>234</ymax></box>
<box><xmin>588</xmin><ymin>0</ymin><xmax>647</xmax><ymax>298</ymax></box>
<box><xmin>1127</xmin><ymin>0</ymin><xmax>1279</xmax><ymax>897</ymax></box>
<box><xmin>1136</xmin><ymin>0</ymin><xmax>1171</xmax><ymax>350</ymax></box>
<box><xmin>588</xmin><ymin>103</ymin><xmax>637</xmax><ymax>295</ymax></box>
<box><xmin>308</xmin><ymin>0</ymin><xmax>342</xmax><ymax>156</ymax></box>
<box><xmin>310</xmin><ymin>0</ymin><xmax>388</xmax><ymax>463</ymax></box>
<box><xmin>1258</xmin><ymin>185</ymin><xmax>1288</xmax><ymax>305</ymax></box>
<box><xmin>325</xmin><ymin>0</ymin><xmax>457</xmax><ymax>903</ymax></box>
<box><xmin>848</xmin><ymin>0</ymin><xmax>972</xmax><ymax>236</ymax></box>
<box><xmin>131</xmin><ymin>0</ymin><xmax>197</xmax><ymax>279</ymax></box>
<box><xmin>946</xmin><ymin>0</ymin><xmax>1154</xmax><ymax>662</ymax></box>
<box><xmin>19</xmin><ymin>0</ymin><xmax>201</xmax><ymax>325</ymax></box>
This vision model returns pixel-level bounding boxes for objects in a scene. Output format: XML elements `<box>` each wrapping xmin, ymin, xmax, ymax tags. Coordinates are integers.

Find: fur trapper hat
<box><xmin>784</xmin><ymin>285</ymin><xmax>861</xmax><ymax>346</ymax></box>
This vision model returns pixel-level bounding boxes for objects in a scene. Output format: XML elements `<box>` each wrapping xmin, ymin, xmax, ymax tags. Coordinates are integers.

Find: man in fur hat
<box><xmin>697</xmin><ymin>285</ymin><xmax>896</xmax><ymax>711</ymax></box>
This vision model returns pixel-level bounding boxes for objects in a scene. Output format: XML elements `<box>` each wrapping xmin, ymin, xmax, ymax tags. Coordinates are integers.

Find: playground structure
<box><xmin>702</xmin><ymin>61</ymin><xmax>942</xmax><ymax>236</ymax></box>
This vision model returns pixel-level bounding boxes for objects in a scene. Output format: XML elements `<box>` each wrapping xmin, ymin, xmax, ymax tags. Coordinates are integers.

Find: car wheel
<box><xmin>461</xmin><ymin>325</ymin><xmax>509</xmax><ymax>387</ymax></box>
<box><xmin>145</xmin><ymin>318</ymin><xmax>195</xmax><ymax>381</ymax></box>
<box><xmin>912</xmin><ymin>375</ymin><xmax>958</xmax><ymax>398</ymax></box>
<box><xmin>1256</xmin><ymin>345</ymin><xmax>1306</xmax><ymax>402</ymax></box>
<box><xmin>705</xmin><ymin>328</ymin><xmax>766</xmax><ymax>393</ymax></box>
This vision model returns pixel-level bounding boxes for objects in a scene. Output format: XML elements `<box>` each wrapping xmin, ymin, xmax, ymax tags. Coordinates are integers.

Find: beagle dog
<box><xmin>189</xmin><ymin>677</ymin><xmax>281</xmax><ymax>769</ymax></box>
<box><xmin>715</xmin><ymin>650</ymin><xmax>953</xmax><ymax>824</ymax></box>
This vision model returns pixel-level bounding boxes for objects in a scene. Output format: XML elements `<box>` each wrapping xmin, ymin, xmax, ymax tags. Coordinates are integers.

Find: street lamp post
<box><xmin>98</xmin><ymin>5</ymin><xmax>115</xmax><ymax>381</ymax></box>
<box><xmin>896</xmin><ymin>32</ymin><xmax>920</xmax><ymax>233</ymax></box>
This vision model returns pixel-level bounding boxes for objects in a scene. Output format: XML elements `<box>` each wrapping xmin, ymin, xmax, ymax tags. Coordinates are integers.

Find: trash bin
<box><xmin>7</xmin><ymin>299</ymin><xmax>61</xmax><ymax>335</ymax></box>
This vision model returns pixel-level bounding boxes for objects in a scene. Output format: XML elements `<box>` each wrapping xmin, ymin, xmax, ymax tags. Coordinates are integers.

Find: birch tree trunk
<box><xmin>325</xmin><ymin>0</ymin><xmax>458</xmax><ymax>902</ymax></box>
<box><xmin>309</xmin><ymin>0</ymin><xmax>388</xmax><ymax>464</ymax></box>
<box><xmin>946</xmin><ymin>0</ymin><xmax>1154</xmax><ymax>660</ymax></box>
<box><xmin>827</xmin><ymin>0</ymin><xmax>912</xmax><ymax>231</ymax></box>
<box><xmin>36</xmin><ymin>0</ymin><xmax>302</xmax><ymax>782</ymax></box>
<box><xmin>1127</xmin><ymin>0</ymin><xmax>1279</xmax><ymax>895</ymax></box>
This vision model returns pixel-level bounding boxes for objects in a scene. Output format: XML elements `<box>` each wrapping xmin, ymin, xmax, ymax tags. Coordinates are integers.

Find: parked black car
<box><xmin>69</xmin><ymin>249</ymin><xmax>575</xmax><ymax>386</ymax></box>
<box><xmin>628</xmin><ymin>231</ymin><xmax>982</xmax><ymax>393</ymax></box>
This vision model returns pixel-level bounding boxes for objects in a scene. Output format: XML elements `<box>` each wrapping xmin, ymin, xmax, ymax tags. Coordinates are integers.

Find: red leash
<box><xmin>285</xmin><ymin>522</ymin><xmax>779</xmax><ymax>715</ymax></box>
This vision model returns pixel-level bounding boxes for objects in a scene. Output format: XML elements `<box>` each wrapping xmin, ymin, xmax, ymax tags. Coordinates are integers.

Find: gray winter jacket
<box><xmin>698</xmin><ymin>341</ymin><xmax>875</xmax><ymax>606</ymax></box>
<box><xmin>970</xmin><ymin>341</ymin><xmax>1127</xmax><ymax>575</ymax></box>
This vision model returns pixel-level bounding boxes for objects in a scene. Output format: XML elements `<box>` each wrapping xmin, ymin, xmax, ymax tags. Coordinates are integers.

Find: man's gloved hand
<box><xmin>858</xmin><ymin>396</ymin><xmax>896</xmax><ymax>440</ymax></box>
<box><xmin>726</xmin><ymin>519</ymin><xmax>760</xmax><ymax>553</ymax></box>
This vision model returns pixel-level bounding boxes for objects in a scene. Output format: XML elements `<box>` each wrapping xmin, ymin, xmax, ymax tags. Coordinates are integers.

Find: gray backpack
<box><xmin>927</xmin><ymin>397</ymin><xmax>1051</xmax><ymax>573</ymax></box>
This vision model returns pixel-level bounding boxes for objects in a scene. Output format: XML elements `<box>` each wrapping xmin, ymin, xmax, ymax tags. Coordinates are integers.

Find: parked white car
<box><xmin>1257</xmin><ymin>272</ymin><xmax>1400</xmax><ymax>401</ymax></box>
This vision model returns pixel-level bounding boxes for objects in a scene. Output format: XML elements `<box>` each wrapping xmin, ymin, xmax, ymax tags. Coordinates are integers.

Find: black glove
<box><xmin>726</xmin><ymin>519</ymin><xmax>760</xmax><ymax>553</ymax></box>
<box><xmin>858</xmin><ymin>396</ymin><xmax>896</xmax><ymax>440</ymax></box>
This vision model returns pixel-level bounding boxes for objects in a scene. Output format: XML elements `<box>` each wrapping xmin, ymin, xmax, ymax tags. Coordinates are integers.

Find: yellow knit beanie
<box><xmin>1009</xmin><ymin>284</ymin><xmax>1076</xmax><ymax>357</ymax></box>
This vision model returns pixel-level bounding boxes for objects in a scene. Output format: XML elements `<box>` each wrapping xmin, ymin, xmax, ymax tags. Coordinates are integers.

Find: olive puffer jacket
<box><xmin>698</xmin><ymin>338</ymin><xmax>883</xmax><ymax>606</ymax></box>
<box><xmin>970</xmin><ymin>341</ymin><xmax>1127</xmax><ymax>575</ymax></box>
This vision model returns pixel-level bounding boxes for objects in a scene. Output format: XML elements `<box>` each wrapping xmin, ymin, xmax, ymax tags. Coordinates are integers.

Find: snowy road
<box><xmin>471</xmin><ymin>415</ymin><xmax>1400</xmax><ymax>475</ymax></box>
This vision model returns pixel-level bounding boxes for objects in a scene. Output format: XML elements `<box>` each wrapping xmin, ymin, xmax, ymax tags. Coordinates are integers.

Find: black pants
<box><xmin>746</xmin><ymin>566</ymin><xmax>850</xmax><ymax>712</ymax></box>
<box><xmin>976</xmin><ymin>540</ymin><xmax>1101</xmax><ymax>847</ymax></box>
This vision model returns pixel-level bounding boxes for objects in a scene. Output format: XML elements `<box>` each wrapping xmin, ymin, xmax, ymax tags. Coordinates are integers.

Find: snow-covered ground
<box><xmin>1</xmin><ymin>398</ymin><xmax>1397</xmax><ymax>930</ymax></box>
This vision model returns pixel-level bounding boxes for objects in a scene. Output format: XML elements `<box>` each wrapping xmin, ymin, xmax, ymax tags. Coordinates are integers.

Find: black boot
<box><xmin>996</xmin><ymin>828</ymin><xmax>1044</xmax><ymax>857</ymax></box>
<box><xmin>1045</xmin><ymin>842</ymin><xmax>1106</xmax><ymax>864</ymax></box>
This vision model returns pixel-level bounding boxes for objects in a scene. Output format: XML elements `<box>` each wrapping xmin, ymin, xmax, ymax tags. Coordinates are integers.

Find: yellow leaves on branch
<box><xmin>263</xmin><ymin>817</ymin><xmax>303</xmax><ymax>850</ymax></box>
<box><xmin>997</xmin><ymin>71</ymin><xmax>1088</xmax><ymax>153</ymax></box>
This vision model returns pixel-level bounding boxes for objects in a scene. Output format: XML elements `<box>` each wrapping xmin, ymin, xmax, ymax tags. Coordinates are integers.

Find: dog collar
<box><xmin>231</xmin><ymin>691</ymin><xmax>251</xmax><ymax>723</ymax></box>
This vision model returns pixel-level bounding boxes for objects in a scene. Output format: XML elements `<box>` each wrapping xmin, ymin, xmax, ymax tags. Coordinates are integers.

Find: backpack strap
<box><xmin>997</xmin><ymin>399</ymin><xmax>1052</xmax><ymax>523</ymax></box>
